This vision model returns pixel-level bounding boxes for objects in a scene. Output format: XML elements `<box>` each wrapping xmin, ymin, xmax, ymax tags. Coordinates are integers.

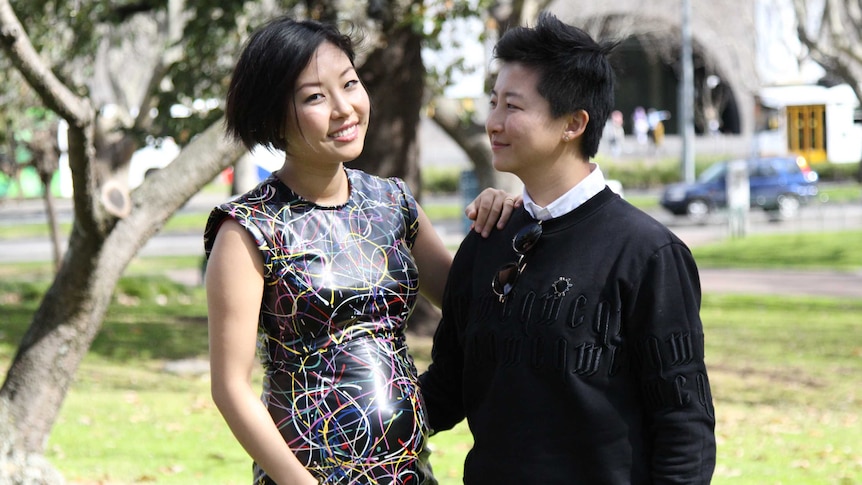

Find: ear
<box><xmin>562</xmin><ymin>110</ymin><xmax>589</xmax><ymax>142</ymax></box>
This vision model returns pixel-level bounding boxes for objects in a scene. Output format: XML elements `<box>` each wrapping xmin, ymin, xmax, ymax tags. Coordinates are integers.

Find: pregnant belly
<box><xmin>266</xmin><ymin>336</ymin><xmax>428</xmax><ymax>465</ymax></box>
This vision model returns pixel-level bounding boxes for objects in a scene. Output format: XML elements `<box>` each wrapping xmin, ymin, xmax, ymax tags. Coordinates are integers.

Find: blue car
<box><xmin>660</xmin><ymin>156</ymin><xmax>819</xmax><ymax>222</ymax></box>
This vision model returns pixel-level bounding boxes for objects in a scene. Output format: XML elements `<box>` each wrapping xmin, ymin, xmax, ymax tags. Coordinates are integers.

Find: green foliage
<box><xmin>600</xmin><ymin>156</ymin><xmax>861</xmax><ymax>190</ymax></box>
<box><xmin>812</xmin><ymin>161</ymin><xmax>861</xmax><ymax>182</ymax></box>
<box><xmin>597</xmin><ymin>154</ymin><xmax>726</xmax><ymax>189</ymax></box>
<box><xmin>4</xmin><ymin>0</ymin><xmax>281</xmax><ymax>147</ymax></box>
<box><xmin>13</xmin><ymin>1</ymin><xmax>106</xmax><ymax>75</ymax></box>
<box><xmin>600</xmin><ymin>157</ymin><xmax>682</xmax><ymax>189</ymax></box>
<box><xmin>152</xmin><ymin>0</ymin><xmax>255</xmax><ymax>143</ymax></box>
<box><xmin>421</xmin><ymin>0</ymin><xmax>489</xmax><ymax>96</ymax></box>
<box><xmin>422</xmin><ymin>166</ymin><xmax>461</xmax><ymax>194</ymax></box>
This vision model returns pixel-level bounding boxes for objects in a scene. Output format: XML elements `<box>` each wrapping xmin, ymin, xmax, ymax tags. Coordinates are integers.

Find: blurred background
<box><xmin>1</xmin><ymin>1</ymin><xmax>861</xmax><ymax>483</ymax></box>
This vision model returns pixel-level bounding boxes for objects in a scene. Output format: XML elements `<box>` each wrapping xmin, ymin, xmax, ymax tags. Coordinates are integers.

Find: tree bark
<box><xmin>793</xmin><ymin>0</ymin><xmax>862</xmax><ymax>106</ymax></box>
<box><xmin>352</xmin><ymin>21</ymin><xmax>442</xmax><ymax>333</ymax></box>
<box><xmin>0</xmin><ymin>118</ymin><xmax>242</xmax><ymax>479</ymax></box>
<box><xmin>791</xmin><ymin>0</ymin><xmax>862</xmax><ymax>180</ymax></box>
<box><xmin>351</xmin><ymin>23</ymin><xmax>426</xmax><ymax>196</ymax></box>
<box><xmin>429</xmin><ymin>97</ymin><xmax>499</xmax><ymax>189</ymax></box>
<box><xmin>0</xmin><ymin>0</ymin><xmax>453</xmax><ymax>479</ymax></box>
<box><xmin>2</xmin><ymin>119</ymin><xmax>240</xmax><ymax>422</ymax></box>
<box><xmin>29</xmin><ymin>125</ymin><xmax>63</xmax><ymax>271</ymax></box>
<box><xmin>40</xmin><ymin>175</ymin><xmax>62</xmax><ymax>271</ymax></box>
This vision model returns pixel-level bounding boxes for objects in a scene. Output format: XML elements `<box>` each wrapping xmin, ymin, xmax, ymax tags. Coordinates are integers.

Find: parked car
<box><xmin>660</xmin><ymin>155</ymin><xmax>819</xmax><ymax>222</ymax></box>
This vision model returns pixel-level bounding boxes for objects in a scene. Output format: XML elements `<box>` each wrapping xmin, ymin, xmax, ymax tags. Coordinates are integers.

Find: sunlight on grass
<box><xmin>427</xmin><ymin>421</ymin><xmax>473</xmax><ymax>485</ymax></box>
<box><xmin>702</xmin><ymin>295</ymin><xmax>862</xmax><ymax>483</ymax></box>
<box><xmin>417</xmin><ymin>294</ymin><xmax>862</xmax><ymax>484</ymax></box>
<box><xmin>421</xmin><ymin>201</ymin><xmax>463</xmax><ymax>221</ymax></box>
<box><xmin>48</xmin><ymin>382</ymin><xmax>250</xmax><ymax>485</ymax></box>
<box><xmin>2</xmin><ymin>289</ymin><xmax>860</xmax><ymax>484</ymax></box>
<box><xmin>819</xmin><ymin>182</ymin><xmax>862</xmax><ymax>203</ymax></box>
<box><xmin>693</xmin><ymin>230</ymin><xmax>862</xmax><ymax>270</ymax></box>
<box><xmin>2</xmin><ymin>229</ymin><xmax>862</xmax><ymax>483</ymax></box>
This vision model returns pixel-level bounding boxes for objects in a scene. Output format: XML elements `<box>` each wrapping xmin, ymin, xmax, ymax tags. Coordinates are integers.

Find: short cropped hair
<box><xmin>225</xmin><ymin>17</ymin><xmax>356</xmax><ymax>152</ymax></box>
<box><xmin>493</xmin><ymin>12</ymin><xmax>617</xmax><ymax>159</ymax></box>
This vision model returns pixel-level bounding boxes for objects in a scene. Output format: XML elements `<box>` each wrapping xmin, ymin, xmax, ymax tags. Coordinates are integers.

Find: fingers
<box><xmin>465</xmin><ymin>188</ymin><xmax>495</xmax><ymax>237</ymax></box>
<box><xmin>466</xmin><ymin>188</ymin><xmax>518</xmax><ymax>238</ymax></box>
<box><xmin>495</xmin><ymin>196</ymin><xmax>517</xmax><ymax>231</ymax></box>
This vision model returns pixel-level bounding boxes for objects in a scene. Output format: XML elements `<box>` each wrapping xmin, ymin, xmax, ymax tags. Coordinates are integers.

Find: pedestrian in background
<box><xmin>632</xmin><ymin>105</ymin><xmax>649</xmax><ymax>147</ymax></box>
<box><xmin>605</xmin><ymin>109</ymin><xmax>625</xmax><ymax>157</ymax></box>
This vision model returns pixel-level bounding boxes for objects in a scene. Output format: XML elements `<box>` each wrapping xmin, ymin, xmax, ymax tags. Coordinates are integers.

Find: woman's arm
<box><xmin>412</xmin><ymin>205</ymin><xmax>453</xmax><ymax>308</ymax></box>
<box><xmin>206</xmin><ymin>220</ymin><xmax>318</xmax><ymax>485</ymax></box>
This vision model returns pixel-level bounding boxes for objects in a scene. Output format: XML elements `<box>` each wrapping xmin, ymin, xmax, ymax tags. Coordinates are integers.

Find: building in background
<box><xmin>548</xmin><ymin>0</ymin><xmax>860</xmax><ymax>164</ymax></box>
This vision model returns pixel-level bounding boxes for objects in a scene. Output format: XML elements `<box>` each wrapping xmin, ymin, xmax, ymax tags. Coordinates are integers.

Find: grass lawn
<box><xmin>692</xmin><ymin>229</ymin><xmax>862</xmax><ymax>270</ymax></box>
<box><xmin>3</xmin><ymin>287</ymin><xmax>857</xmax><ymax>484</ymax></box>
<box><xmin>1</xmin><ymin>224</ymin><xmax>861</xmax><ymax>483</ymax></box>
<box><xmin>417</xmin><ymin>294</ymin><xmax>862</xmax><ymax>485</ymax></box>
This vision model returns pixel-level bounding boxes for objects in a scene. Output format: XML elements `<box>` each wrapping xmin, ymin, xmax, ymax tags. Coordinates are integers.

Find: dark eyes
<box><xmin>303</xmin><ymin>79</ymin><xmax>360</xmax><ymax>103</ymax></box>
<box><xmin>489</xmin><ymin>99</ymin><xmax>518</xmax><ymax>110</ymax></box>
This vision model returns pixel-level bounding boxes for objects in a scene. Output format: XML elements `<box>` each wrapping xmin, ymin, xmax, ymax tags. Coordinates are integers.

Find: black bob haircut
<box><xmin>224</xmin><ymin>17</ymin><xmax>356</xmax><ymax>152</ymax></box>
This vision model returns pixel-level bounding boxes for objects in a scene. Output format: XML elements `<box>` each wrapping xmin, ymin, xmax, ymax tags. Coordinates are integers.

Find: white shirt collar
<box><xmin>523</xmin><ymin>162</ymin><xmax>606</xmax><ymax>221</ymax></box>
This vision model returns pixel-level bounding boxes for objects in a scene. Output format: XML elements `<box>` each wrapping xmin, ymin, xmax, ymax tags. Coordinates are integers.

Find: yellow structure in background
<box><xmin>787</xmin><ymin>104</ymin><xmax>827</xmax><ymax>164</ymax></box>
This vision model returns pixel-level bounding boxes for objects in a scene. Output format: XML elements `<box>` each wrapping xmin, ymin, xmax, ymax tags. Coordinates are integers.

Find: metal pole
<box><xmin>680</xmin><ymin>0</ymin><xmax>696</xmax><ymax>183</ymax></box>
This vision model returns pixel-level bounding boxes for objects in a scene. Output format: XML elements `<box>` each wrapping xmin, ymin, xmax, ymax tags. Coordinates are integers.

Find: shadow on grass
<box><xmin>1</xmin><ymin>275</ymin><xmax>209</xmax><ymax>364</ymax></box>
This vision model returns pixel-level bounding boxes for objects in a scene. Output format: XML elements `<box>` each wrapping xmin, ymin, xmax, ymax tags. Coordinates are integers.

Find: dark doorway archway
<box><xmin>612</xmin><ymin>36</ymin><xmax>741</xmax><ymax>136</ymax></box>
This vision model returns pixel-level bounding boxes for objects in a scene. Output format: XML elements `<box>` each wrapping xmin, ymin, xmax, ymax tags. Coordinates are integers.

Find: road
<box><xmin>2</xmin><ymin>192</ymin><xmax>861</xmax><ymax>297</ymax></box>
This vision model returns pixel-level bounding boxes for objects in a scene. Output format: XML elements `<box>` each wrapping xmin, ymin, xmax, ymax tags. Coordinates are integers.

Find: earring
<box><xmin>563</xmin><ymin>134</ymin><xmax>571</xmax><ymax>142</ymax></box>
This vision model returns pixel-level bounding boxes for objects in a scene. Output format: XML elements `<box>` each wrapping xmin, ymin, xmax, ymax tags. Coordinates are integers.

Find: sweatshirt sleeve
<box><xmin>418</xmin><ymin>236</ymin><xmax>477</xmax><ymax>434</ymax></box>
<box><xmin>628</xmin><ymin>241</ymin><xmax>716</xmax><ymax>483</ymax></box>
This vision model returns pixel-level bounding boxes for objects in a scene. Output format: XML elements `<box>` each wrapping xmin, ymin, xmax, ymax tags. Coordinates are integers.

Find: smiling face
<box><xmin>486</xmin><ymin>62</ymin><xmax>571</xmax><ymax>179</ymax></box>
<box><xmin>283</xmin><ymin>41</ymin><xmax>370</xmax><ymax>166</ymax></box>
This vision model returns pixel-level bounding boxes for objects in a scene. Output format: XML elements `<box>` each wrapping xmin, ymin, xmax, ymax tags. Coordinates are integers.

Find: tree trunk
<box><xmin>430</xmin><ymin>98</ymin><xmax>521</xmax><ymax>194</ymax></box>
<box><xmin>29</xmin><ymin>124</ymin><xmax>63</xmax><ymax>272</ymax></box>
<box><xmin>350</xmin><ymin>21</ymin><xmax>445</xmax><ymax>334</ymax></box>
<box><xmin>429</xmin><ymin>97</ymin><xmax>498</xmax><ymax>189</ymax></box>
<box><xmin>351</xmin><ymin>23</ymin><xmax>425</xmax><ymax>196</ymax></box>
<box><xmin>0</xmin><ymin>120</ymin><xmax>243</xmax><ymax>481</ymax></box>
<box><xmin>0</xmin><ymin>0</ymin><xmax>447</xmax><ymax>479</ymax></box>
<box><xmin>40</xmin><ymin>175</ymin><xmax>63</xmax><ymax>271</ymax></box>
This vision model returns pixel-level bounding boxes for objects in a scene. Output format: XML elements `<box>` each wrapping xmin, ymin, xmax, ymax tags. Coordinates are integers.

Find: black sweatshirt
<box><xmin>420</xmin><ymin>187</ymin><xmax>716</xmax><ymax>484</ymax></box>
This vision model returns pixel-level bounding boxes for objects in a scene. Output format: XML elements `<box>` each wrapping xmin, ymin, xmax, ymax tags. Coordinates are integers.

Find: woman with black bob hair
<box><xmin>204</xmin><ymin>16</ymin><xmax>516</xmax><ymax>484</ymax></box>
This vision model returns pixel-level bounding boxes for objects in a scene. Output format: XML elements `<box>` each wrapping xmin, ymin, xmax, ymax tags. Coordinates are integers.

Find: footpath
<box><xmin>651</xmin><ymin>204</ymin><xmax>862</xmax><ymax>299</ymax></box>
<box><xmin>696</xmin><ymin>267</ymin><xmax>862</xmax><ymax>298</ymax></box>
<box><xmin>1</xmin><ymin>193</ymin><xmax>861</xmax><ymax>299</ymax></box>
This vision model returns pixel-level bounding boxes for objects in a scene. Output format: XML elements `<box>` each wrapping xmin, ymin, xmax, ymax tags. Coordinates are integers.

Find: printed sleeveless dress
<box><xmin>204</xmin><ymin>169</ymin><xmax>434</xmax><ymax>484</ymax></box>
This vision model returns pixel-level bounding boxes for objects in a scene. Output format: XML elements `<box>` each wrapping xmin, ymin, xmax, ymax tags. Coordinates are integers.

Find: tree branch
<box><xmin>794</xmin><ymin>0</ymin><xmax>862</xmax><ymax>105</ymax></box>
<box><xmin>133</xmin><ymin>0</ymin><xmax>188</xmax><ymax>133</ymax></box>
<box><xmin>0</xmin><ymin>0</ymin><xmax>92</xmax><ymax>126</ymax></box>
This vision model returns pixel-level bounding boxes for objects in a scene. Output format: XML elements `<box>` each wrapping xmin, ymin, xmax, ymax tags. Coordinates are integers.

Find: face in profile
<box><xmin>283</xmin><ymin>41</ymin><xmax>371</xmax><ymax>165</ymax></box>
<box><xmin>486</xmin><ymin>62</ymin><xmax>571</xmax><ymax>177</ymax></box>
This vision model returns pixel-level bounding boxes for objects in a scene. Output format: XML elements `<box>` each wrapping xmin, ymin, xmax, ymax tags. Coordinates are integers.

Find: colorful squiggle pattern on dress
<box><xmin>204</xmin><ymin>169</ymin><xmax>431</xmax><ymax>484</ymax></box>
